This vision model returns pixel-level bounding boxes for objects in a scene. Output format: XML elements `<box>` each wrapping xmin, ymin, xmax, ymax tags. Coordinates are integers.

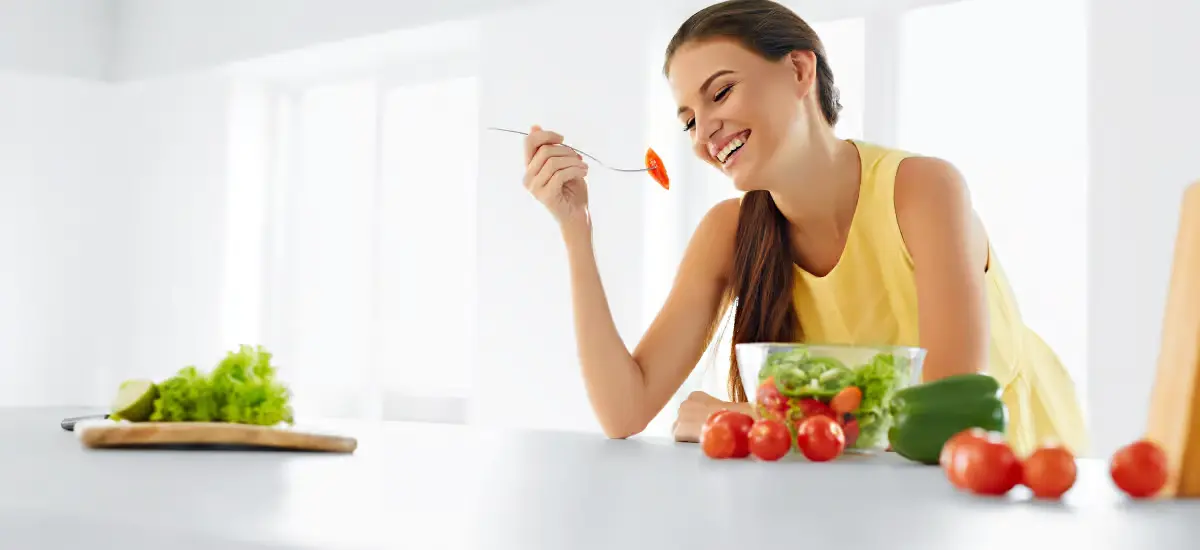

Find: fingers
<box><xmin>525</xmin><ymin>144</ymin><xmax>581</xmax><ymax>184</ymax></box>
<box><xmin>528</xmin><ymin>154</ymin><xmax>587</xmax><ymax>196</ymax></box>
<box><xmin>523</xmin><ymin>124</ymin><xmax>564</xmax><ymax>164</ymax></box>
<box><xmin>533</xmin><ymin>165</ymin><xmax>588</xmax><ymax>202</ymax></box>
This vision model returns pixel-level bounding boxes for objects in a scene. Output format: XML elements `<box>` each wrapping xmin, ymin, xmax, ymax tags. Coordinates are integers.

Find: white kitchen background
<box><xmin>1</xmin><ymin>0</ymin><xmax>1196</xmax><ymax>458</ymax></box>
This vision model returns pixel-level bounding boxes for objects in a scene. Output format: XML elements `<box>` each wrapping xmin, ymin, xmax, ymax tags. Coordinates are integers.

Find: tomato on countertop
<box><xmin>1110</xmin><ymin>439</ymin><xmax>1168</xmax><ymax>499</ymax></box>
<box><xmin>748</xmin><ymin>419</ymin><xmax>791</xmax><ymax>461</ymax></box>
<box><xmin>1022</xmin><ymin>445</ymin><xmax>1077</xmax><ymax>499</ymax></box>
<box><xmin>704</xmin><ymin>410</ymin><xmax>755</xmax><ymax>459</ymax></box>
<box><xmin>796</xmin><ymin>415</ymin><xmax>846</xmax><ymax>462</ymax></box>
<box><xmin>956</xmin><ymin>431</ymin><xmax>1022</xmax><ymax>496</ymax></box>
<box><xmin>940</xmin><ymin>428</ymin><xmax>989</xmax><ymax>489</ymax></box>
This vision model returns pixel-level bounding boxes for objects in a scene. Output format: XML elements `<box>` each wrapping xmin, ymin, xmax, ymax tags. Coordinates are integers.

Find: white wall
<box><xmin>0</xmin><ymin>0</ymin><xmax>113</xmax><ymax>79</ymax></box>
<box><xmin>0</xmin><ymin>72</ymin><xmax>130</xmax><ymax>406</ymax></box>
<box><xmin>109</xmin><ymin>0</ymin><xmax>544</xmax><ymax>80</ymax></box>
<box><xmin>1088</xmin><ymin>0</ymin><xmax>1200</xmax><ymax>457</ymax></box>
<box><xmin>0</xmin><ymin>69</ymin><xmax>234</xmax><ymax>408</ymax></box>
<box><xmin>108</xmin><ymin>75</ymin><xmax>235</xmax><ymax>385</ymax></box>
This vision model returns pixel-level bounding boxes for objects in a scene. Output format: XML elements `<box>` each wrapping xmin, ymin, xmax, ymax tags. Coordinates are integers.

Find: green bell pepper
<box><xmin>886</xmin><ymin>373</ymin><xmax>1008</xmax><ymax>465</ymax></box>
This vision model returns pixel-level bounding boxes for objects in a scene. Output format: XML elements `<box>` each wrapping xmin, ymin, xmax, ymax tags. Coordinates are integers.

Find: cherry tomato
<box><xmin>830</xmin><ymin>386</ymin><xmax>863</xmax><ymax>415</ymax></box>
<box><xmin>796</xmin><ymin>415</ymin><xmax>846</xmax><ymax>462</ymax></box>
<box><xmin>748</xmin><ymin>419</ymin><xmax>791</xmax><ymax>461</ymax></box>
<box><xmin>706</xmin><ymin>410</ymin><xmax>755</xmax><ymax>458</ymax></box>
<box><xmin>701</xmin><ymin>422</ymin><xmax>736</xmax><ymax>459</ymax></box>
<box><xmin>801</xmin><ymin>398</ymin><xmax>835</xmax><ymax>418</ymax></box>
<box><xmin>756</xmin><ymin>378</ymin><xmax>787</xmax><ymax>420</ymax></box>
<box><xmin>1110</xmin><ymin>439</ymin><xmax>1168</xmax><ymax>498</ymax></box>
<box><xmin>1022</xmin><ymin>445</ymin><xmax>1077</xmax><ymax>499</ymax></box>
<box><xmin>840</xmin><ymin>415</ymin><xmax>860</xmax><ymax>449</ymax></box>
<box><xmin>940</xmin><ymin>428</ymin><xmax>988</xmax><ymax>488</ymax></box>
<box><xmin>957</xmin><ymin>432</ymin><xmax>1022</xmax><ymax>496</ymax></box>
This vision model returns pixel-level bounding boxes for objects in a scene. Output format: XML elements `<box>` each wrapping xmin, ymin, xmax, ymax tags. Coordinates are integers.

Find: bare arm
<box><xmin>560</xmin><ymin>199</ymin><xmax>740</xmax><ymax>438</ymax></box>
<box><xmin>894</xmin><ymin>157</ymin><xmax>991</xmax><ymax>381</ymax></box>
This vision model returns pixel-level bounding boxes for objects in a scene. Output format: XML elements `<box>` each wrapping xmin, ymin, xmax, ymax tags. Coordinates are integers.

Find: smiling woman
<box><xmin>516</xmin><ymin>0</ymin><xmax>1088</xmax><ymax>459</ymax></box>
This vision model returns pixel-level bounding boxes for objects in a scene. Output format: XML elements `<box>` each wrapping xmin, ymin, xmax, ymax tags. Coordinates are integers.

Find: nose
<box><xmin>695</xmin><ymin>113</ymin><xmax>721</xmax><ymax>147</ymax></box>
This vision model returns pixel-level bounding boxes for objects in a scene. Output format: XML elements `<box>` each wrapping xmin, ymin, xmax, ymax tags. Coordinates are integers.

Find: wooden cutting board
<box><xmin>1146</xmin><ymin>180</ymin><xmax>1200</xmax><ymax>497</ymax></box>
<box><xmin>79</xmin><ymin>421</ymin><xmax>357</xmax><ymax>453</ymax></box>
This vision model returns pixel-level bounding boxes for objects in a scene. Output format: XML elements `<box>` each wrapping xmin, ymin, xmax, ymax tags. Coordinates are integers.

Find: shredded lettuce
<box><xmin>150</xmin><ymin>345</ymin><xmax>293</xmax><ymax>426</ymax></box>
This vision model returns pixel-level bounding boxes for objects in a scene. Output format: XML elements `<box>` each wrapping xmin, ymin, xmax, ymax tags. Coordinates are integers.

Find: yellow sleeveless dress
<box><xmin>790</xmin><ymin>140</ymin><xmax>1090</xmax><ymax>457</ymax></box>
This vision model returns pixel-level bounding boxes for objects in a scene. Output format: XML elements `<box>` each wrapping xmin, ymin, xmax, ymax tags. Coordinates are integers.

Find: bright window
<box><xmin>257</xmin><ymin>72</ymin><xmax>479</xmax><ymax>420</ymax></box>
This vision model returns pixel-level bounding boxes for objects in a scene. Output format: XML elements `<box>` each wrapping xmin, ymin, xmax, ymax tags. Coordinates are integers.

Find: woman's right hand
<box><xmin>523</xmin><ymin>125</ymin><xmax>590</xmax><ymax>225</ymax></box>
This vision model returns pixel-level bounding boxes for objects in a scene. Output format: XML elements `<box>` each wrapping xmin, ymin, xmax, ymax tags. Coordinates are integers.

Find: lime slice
<box><xmin>111</xmin><ymin>379</ymin><xmax>159</xmax><ymax>422</ymax></box>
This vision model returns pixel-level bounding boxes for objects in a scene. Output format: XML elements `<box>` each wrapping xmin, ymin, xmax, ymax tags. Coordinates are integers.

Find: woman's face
<box><xmin>667</xmin><ymin>38</ymin><xmax>815</xmax><ymax>190</ymax></box>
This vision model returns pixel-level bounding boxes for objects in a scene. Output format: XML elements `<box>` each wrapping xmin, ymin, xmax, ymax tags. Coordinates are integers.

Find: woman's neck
<box><xmin>765</xmin><ymin>128</ymin><xmax>861</xmax><ymax>235</ymax></box>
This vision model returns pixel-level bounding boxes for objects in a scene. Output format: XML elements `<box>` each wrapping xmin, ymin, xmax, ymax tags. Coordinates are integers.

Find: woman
<box><xmin>519</xmin><ymin>0</ymin><xmax>1088</xmax><ymax>457</ymax></box>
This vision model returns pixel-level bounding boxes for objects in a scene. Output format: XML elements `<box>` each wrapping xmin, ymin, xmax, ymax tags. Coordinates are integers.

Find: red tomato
<box><xmin>941</xmin><ymin>428</ymin><xmax>988</xmax><ymax>488</ymax></box>
<box><xmin>840</xmin><ymin>415</ymin><xmax>860</xmax><ymax>449</ymax></box>
<box><xmin>748</xmin><ymin>419</ymin><xmax>791</xmax><ymax>461</ymax></box>
<box><xmin>1110</xmin><ymin>439</ymin><xmax>1168</xmax><ymax>498</ymax></box>
<box><xmin>830</xmin><ymin>386</ymin><xmax>863</xmax><ymax>415</ymax></box>
<box><xmin>957</xmin><ymin>432</ymin><xmax>1022</xmax><ymax>496</ymax></box>
<box><xmin>796</xmin><ymin>416</ymin><xmax>846</xmax><ymax>462</ymax></box>
<box><xmin>701</xmin><ymin>422</ymin><xmax>737</xmax><ymax>459</ymax></box>
<box><xmin>1022</xmin><ymin>445</ymin><xmax>1077</xmax><ymax>499</ymax></box>
<box><xmin>756</xmin><ymin>378</ymin><xmax>788</xmax><ymax>420</ymax></box>
<box><xmin>799</xmin><ymin>398</ymin><xmax>835</xmax><ymax>419</ymax></box>
<box><xmin>706</xmin><ymin>410</ymin><xmax>755</xmax><ymax>458</ymax></box>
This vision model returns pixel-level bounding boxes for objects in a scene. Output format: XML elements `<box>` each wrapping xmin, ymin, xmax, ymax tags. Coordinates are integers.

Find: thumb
<box><xmin>531</xmin><ymin>124</ymin><xmax>542</xmax><ymax>133</ymax></box>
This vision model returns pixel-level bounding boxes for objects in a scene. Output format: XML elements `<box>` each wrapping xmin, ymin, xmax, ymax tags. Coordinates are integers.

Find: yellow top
<box><xmin>791</xmin><ymin>140</ymin><xmax>1090</xmax><ymax>457</ymax></box>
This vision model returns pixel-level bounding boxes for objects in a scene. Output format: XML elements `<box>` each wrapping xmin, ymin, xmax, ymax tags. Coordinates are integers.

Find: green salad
<box><xmin>110</xmin><ymin>344</ymin><xmax>294</xmax><ymax>426</ymax></box>
<box><xmin>755</xmin><ymin>347</ymin><xmax>911</xmax><ymax>449</ymax></box>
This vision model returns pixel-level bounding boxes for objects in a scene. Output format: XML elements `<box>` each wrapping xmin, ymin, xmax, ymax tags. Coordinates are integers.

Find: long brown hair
<box><xmin>664</xmin><ymin>0</ymin><xmax>842</xmax><ymax>402</ymax></box>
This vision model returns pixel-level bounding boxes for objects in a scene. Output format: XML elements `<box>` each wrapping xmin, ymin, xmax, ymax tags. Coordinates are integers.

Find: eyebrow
<box><xmin>676</xmin><ymin>69</ymin><xmax>735</xmax><ymax>116</ymax></box>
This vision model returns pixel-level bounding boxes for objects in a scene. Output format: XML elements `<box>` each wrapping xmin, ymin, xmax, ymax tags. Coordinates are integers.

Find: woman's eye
<box><xmin>682</xmin><ymin>119</ymin><xmax>695</xmax><ymax>132</ymax></box>
<box><xmin>714</xmin><ymin>84</ymin><xmax>733</xmax><ymax>101</ymax></box>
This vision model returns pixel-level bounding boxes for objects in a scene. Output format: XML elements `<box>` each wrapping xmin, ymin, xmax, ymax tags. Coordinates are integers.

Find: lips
<box><xmin>713</xmin><ymin>130</ymin><xmax>750</xmax><ymax>164</ymax></box>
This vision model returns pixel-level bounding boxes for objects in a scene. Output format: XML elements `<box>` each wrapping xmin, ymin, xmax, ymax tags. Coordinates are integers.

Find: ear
<box><xmin>786</xmin><ymin>50</ymin><xmax>818</xmax><ymax>99</ymax></box>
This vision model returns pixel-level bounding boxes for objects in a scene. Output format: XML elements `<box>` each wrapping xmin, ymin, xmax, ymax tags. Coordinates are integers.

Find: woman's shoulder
<box><xmin>703</xmin><ymin>196</ymin><xmax>743</xmax><ymax>226</ymax></box>
<box><xmin>687</xmin><ymin>197</ymin><xmax>743</xmax><ymax>278</ymax></box>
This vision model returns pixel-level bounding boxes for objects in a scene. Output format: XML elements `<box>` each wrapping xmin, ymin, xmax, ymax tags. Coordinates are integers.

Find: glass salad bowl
<box><xmin>735</xmin><ymin>343</ymin><xmax>926</xmax><ymax>453</ymax></box>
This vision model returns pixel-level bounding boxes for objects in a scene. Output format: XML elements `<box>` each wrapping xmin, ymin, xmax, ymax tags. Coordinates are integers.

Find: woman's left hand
<box><xmin>672</xmin><ymin>391</ymin><xmax>747</xmax><ymax>442</ymax></box>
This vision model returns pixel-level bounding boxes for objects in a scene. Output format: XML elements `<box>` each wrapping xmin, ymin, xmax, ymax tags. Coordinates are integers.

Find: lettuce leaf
<box><xmin>150</xmin><ymin>345</ymin><xmax>293</xmax><ymax>425</ymax></box>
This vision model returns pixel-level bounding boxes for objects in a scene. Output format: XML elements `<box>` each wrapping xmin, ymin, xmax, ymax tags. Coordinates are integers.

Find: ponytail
<box><xmin>725</xmin><ymin>190</ymin><xmax>800</xmax><ymax>402</ymax></box>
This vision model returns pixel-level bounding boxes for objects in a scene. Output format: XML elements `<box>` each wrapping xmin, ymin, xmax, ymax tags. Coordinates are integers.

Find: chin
<box><xmin>729</xmin><ymin>174</ymin><xmax>757</xmax><ymax>193</ymax></box>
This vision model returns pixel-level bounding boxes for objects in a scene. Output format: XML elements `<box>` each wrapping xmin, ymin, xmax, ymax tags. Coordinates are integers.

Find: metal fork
<box><xmin>486</xmin><ymin>127</ymin><xmax>650</xmax><ymax>173</ymax></box>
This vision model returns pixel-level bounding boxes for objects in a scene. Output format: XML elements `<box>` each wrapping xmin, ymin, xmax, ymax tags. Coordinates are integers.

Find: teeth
<box><xmin>717</xmin><ymin>137</ymin><xmax>745</xmax><ymax>163</ymax></box>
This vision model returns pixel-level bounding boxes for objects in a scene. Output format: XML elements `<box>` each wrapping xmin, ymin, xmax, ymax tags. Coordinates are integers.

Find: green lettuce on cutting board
<box><xmin>110</xmin><ymin>345</ymin><xmax>294</xmax><ymax>426</ymax></box>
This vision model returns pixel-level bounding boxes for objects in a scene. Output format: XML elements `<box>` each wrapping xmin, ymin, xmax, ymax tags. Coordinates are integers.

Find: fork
<box><xmin>486</xmin><ymin>127</ymin><xmax>650</xmax><ymax>173</ymax></box>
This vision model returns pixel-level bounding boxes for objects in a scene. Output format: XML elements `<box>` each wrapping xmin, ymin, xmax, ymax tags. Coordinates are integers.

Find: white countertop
<box><xmin>2</xmin><ymin>407</ymin><xmax>1198</xmax><ymax>549</ymax></box>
